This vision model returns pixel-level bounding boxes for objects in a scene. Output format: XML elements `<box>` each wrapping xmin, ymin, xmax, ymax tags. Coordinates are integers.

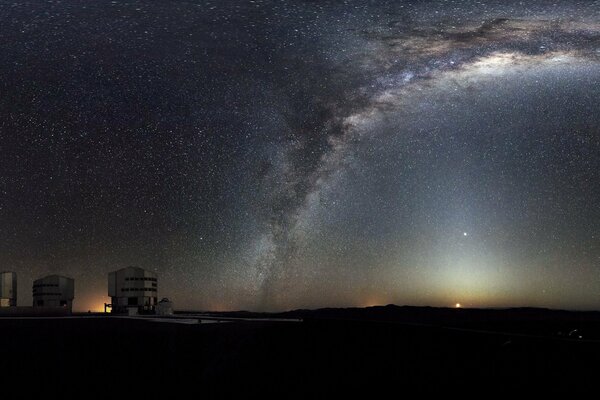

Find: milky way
<box><xmin>0</xmin><ymin>1</ymin><xmax>599</xmax><ymax>311</ymax></box>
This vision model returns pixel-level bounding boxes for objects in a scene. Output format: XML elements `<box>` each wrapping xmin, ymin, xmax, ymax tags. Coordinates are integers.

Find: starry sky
<box><xmin>0</xmin><ymin>0</ymin><xmax>599</xmax><ymax>312</ymax></box>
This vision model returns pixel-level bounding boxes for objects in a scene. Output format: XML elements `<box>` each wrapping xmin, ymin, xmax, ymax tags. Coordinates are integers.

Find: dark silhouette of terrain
<box><xmin>2</xmin><ymin>305</ymin><xmax>599</xmax><ymax>395</ymax></box>
<box><xmin>201</xmin><ymin>304</ymin><xmax>600</xmax><ymax>338</ymax></box>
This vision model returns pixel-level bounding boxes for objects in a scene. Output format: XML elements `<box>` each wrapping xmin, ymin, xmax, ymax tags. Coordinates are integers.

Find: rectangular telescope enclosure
<box><xmin>108</xmin><ymin>266</ymin><xmax>158</xmax><ymax>315</ymax></box>
<box><xmin>32</xmin><ymin>275</ymin><xmax>75</xmax><ymax>312</ymax></box>
<box><xmin>0</xmin><ymin>272</ymin><xmax>17</xmax><ymax>307</ymax></box>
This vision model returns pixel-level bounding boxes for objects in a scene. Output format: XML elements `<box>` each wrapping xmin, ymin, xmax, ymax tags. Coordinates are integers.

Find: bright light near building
<box><xmin>455</xmin><ymin>303</ymin><xmax>461</xmax><ymax>308</ymax></box>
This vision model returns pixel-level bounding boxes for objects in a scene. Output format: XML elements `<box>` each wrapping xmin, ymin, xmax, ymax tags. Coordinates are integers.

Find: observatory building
<box><xmin>156</xmin><ymin>298</ymin><xmax>174</xmax><ymax>316</ymax></box>
<box><xmin>32</xmin><ymin>275</ymin><xmax>75</xmax><ymax>312</ymax></box>
<box><xmin>108</xmin><ymin>266</ymin><xmax>158</xmax><ymax>315</ymax></box>
<box><xmin>0</xmin><ymin>271</ymin><xmax>17</xmax><ymax>307</ymax></box>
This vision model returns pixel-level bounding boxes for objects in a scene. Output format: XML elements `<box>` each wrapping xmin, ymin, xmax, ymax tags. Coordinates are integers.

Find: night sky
<box><xmin>1</xmin><ymin>0</ymin><xmax>599</xmax><ymax>312</ymax></box>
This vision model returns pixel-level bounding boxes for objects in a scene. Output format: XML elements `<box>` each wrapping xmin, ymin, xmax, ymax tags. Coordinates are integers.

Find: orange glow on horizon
<box><xmin>75</xmin><ymin>295</ymin><xmax>111</xmax><ymax>313</ymax></box>
<box><xmin>361</xmin><ymin>296</ymin><xmax>387</xmax><ymax>308</ymax></box>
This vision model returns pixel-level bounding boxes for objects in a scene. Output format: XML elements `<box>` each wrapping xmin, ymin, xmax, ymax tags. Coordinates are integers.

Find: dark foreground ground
<box><xmin>2</xmin><ymin>305</ymin><xmax>600</xmax><ymax>395</ymax></box>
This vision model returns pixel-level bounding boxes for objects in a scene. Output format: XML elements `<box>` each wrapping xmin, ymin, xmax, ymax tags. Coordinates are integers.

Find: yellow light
<box><xmin>455</xmin><ymin>303</ymin><xmax>461</xmax><ymax>308</ymax></box>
